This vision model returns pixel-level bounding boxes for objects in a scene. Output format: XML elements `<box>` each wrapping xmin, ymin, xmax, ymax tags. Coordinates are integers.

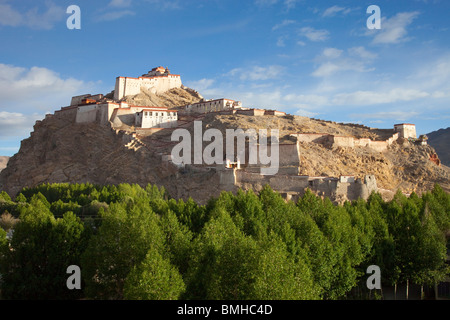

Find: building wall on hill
<box><xmin>185</xmin><ymin>99</ymin><xmax>241</xmax><ymax>114</ymax></box>
<box><xmin>394</xmin><ymin>124</ymin><xmax>417</xmax><ymax>139</ymax></box>
<box><xmin>114</xmin><ymin>75</ymin><xmax>182</xmax><ymax>100</ymax></box>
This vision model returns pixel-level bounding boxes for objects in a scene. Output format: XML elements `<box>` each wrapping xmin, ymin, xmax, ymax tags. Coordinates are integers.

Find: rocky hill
<box><xmin>0</xmin><ymin>156</ymin><xmax>9</xmax><ymax>173</ymax></box>
<box><xmin>1</xmin><ymin>104</ymin><xmax>449</xmax><ymax>204</ymax></box>
<box><xmin>427</xmin><ymin>127</ymin><xmax>450</xmax><ymax>167</ymax></box>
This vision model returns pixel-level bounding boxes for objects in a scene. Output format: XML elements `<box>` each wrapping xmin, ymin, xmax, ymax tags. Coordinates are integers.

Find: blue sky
<box><xmin>0</xmin><ymin>0</ymin><xmax>449</xmax><ymax>156</ymax></box>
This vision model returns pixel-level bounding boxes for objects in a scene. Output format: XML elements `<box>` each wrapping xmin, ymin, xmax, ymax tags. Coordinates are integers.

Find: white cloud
<box><xmin>322</xmin><ymin>5</ymin><xmax>351</xmax><ymax>17</ymax></box>
<box><xmin>312</xmin><ymin>47</ymin><xmax>374</xmax><ymax>77</ymax></box>
<box><xmin>272</xmin><ymin>19</ymin><xmax>295</xmax><ymax>31</ymax></box>
<box><xmin>0</xmin><ymin>3</ymin><xmax>23</xmax><ymax>27</ymax></box>
<box><xmin>296</xmin><ymin>109</ymin><xmax>320</xmax><ymax>117</ymax></box>
<box><xmin>276</xmin><ymin>36</ymin><xmax>287</xmax><ymax>47</ymax></box>
<box><xmin>299</xmin><ymin>27</ymin><xmax>329</xmax><ymax>42</ymax></box>
<box><xmin>108</xmin><ymin>0</ymin><xmax>132</xmax><ymax>7</ymax></box>
<box><xmin>97</xmin><ymin>10</ymin><xmax>136</xmax><ymax>21</ymax></box>
<box><xmin>322</xmin><ymin>48</ymin><xmax>343</xmax><ymax>59</ymax></box>
<box><xmin>333</xmin><ymin>89</ymin><xmax>429</xmax><ymax>105</ymax></box>
<box><xmin>0</xmin><ymin>64</ymin><xmax>97</xmax><ymax>113</ymax></box>
<box><xmin>349</xmin><ymin>111</ymin><xmax>420</xmax><ymax>121</ymax></box>
<box><xmin>348</xmin><ymin>46</ymin><xmax>378</xmax><ymax>60</ymax></box>
<box><xmin>228</xmin><ymin>65</ymin><xmax>284</xmax><ymax>81</ymax></box>
<box><xmin>284</xmin><ymin>94</ymin><xmax>328</xmax><ymax>107</ymax></box>
<box><xmin>0</xmin><ymin>111</ymin><xmax>44</xmax><ymax>138</ymax></box>
<box><xmin>144</xmin><ymin>0</ymin><xmax>181</xmax><ymax>10</ymax></box>
<box><xmin>185</xmin><ymin>78</ymin><xmax>215</xmax><ymax>92</ymax></box>
<box><xmin>254</xmin><ymin>0</ymin><xmax>278</xmax><ymax>5</ymax></box>
<box><xmin>312</xmin><ymin>63</ymin><xmax>343</xmax><ymax>77</ymax></box>
<box><xmin>372</xmin><ymin>11</ymin><xmax>420</xmax><ymax>44</ymax></box>
<box><xmin>0</xmin><ymin>2</ymin><xmax>65</xmax><ymax>30</ymax></box>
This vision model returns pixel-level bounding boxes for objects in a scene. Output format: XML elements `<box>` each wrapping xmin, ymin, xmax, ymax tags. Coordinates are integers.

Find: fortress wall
<box><xmin>54</xmin><ymin>107</ymin><xmax>78</xmax><ymax>121</ymax></box>
<box><xmin>279</xmin><ymin>143</ymin><xmax>300</xmax><ymax>167</ymax></box>
<box><xmin>264</xmin><ymin>110</ymin><xmax>286</xmax><ymax>116</ymax></box>
<box><xmin>236</xmin><ymin>109</ymin><xmax>265</xmax><ymax>116</ymax></box>
<box><xmin>114</xmin><ymin>75</ymin><xmax>182</xmax><ymax>100</ymax></box>
<box><xmin>292</xmin><ymin>133</ymin><xmax>329</xmax><ymax>143</ymax></box>
<box><xmin>246</xmin><ymin>142</ymin><xmax>300</xmax><ymax>167</ymax></box>
<box><xmin>354</xmin><ymin>138</ymin><xmax>370</xmax><ymax>147</ymax></box>
<box><xmin>387</xmin><ymin>132</ymin><xmax>399</xmax><ymax>145</ymax></box>
<box><xmin>332</xmin><ymin>136</ymin><xmax>355</xmax><ymax>148</ymax></box>
<box><xmin>236</xmin><ymin>171</ymin><xmax>309</xmax><ymax>192</ymax></box>
<box><xmin>75</xmin><ymin>104</ymin><xmax>99</xmax><ymax>123</ymax></box>
<box><xmin>113</xmin><ymin>108</ymin><xmax>135</xmax><ymax>126</ymax></box>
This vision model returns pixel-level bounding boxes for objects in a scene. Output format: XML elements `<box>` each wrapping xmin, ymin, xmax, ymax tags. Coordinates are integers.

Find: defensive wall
<box><xmin>290</xmin><ymin>132</ymin><xmax>400</xmax><ymax>152</ymax></box>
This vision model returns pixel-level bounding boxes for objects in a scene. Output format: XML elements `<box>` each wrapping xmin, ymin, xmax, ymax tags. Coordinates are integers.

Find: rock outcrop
<box><xmin>427</xmin><ymin>127</ymin><xmax>450</xmax><ymax>167</ymax></box>
<box><xmin>0</xmin><ymin>156</ymin><xmax>9</xmax><ymax>173</ymax></box>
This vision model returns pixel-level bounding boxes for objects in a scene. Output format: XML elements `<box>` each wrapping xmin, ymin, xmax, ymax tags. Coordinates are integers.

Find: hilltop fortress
<box><xmin>3</xmin><ymin>66</ymin><xmax>446</xmax><ymax>204</ymax></box>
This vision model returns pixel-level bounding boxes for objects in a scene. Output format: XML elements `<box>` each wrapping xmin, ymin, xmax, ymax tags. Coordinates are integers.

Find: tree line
<box><xmin>0</xmin><ymin>182</ymin><xmax>449</xmax><ymax>300</ymax></box>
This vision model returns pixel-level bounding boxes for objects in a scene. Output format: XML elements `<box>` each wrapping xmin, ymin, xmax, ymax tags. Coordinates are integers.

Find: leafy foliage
<box><xmin>0</xmin><ymin>182</ymin><xmax>448</xmax><ymax>300</ymax></box>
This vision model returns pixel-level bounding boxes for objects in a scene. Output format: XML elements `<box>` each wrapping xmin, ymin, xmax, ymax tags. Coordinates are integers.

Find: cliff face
<box><xmin>1</xmin><ymin>109</ymin><xmax>449</xmax><ymax>203</ymax></box>
<box><xmin>427</xmin><ymin>127</ymin><xmax>450</xmax><ymax>167</ymax></box>
<box><xmin>0</xmin><ymin>112</ymin><xmax>224</xmax><ymax>203</ymax></box>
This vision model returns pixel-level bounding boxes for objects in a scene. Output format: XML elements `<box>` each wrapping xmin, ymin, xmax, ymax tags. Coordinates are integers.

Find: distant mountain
<box><xmin>0</xmin><ymin>156</ymin><xmax>9</xmax><ymax>172</ymax></box>
<box><xmin>427</xmin><ymin>127</ymin><xmax>450</xmax><ymax>166</ymax></box>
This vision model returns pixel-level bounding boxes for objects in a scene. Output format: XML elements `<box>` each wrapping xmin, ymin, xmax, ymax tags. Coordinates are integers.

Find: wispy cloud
<box><xmin>0</xmin><ymin>1</ymin><xmax>65</xmax><ymax>30</ymax></box>
<box><xmin>185</xmin><ymin>78</ymin><xmax>215</xmax><ymax>92</ymax></box>
<box><xmin>228</xmin><ymin>65</ymin><xmax>284</xmax><ymax>81</ymax></box>
<box><xmin>0</xmin><ymin>64</ymin><xmax>96</xmax><ymax>113</ymax></box>
<box><xmin>108</xmin><ymin>0</ymin><xmax>133</xmax><ymax>7</ymax></box>
<box><xmin>311</xmin><ymin>47</ymin><xmax>375</xmax><ymax>78</ymax></box>
<box><xmin>322</xmin><ymin>5</ymin><xmax>352</xmax><ymax>17</ymax></box>
<box><xmin>333</xmin><ymin>89</ymin><xmax>429</xmax><ymax>105</ymax></box>
<box><xmin>299</xmin><ymin>27</ymin><xmax>329</xmax><ymax>42</ymax></box>
<box><xmin>349</xmin><ymin>111</ymin><xmax>420</xmax><ymax>121</ymax></box>
<box><xmin>272</xmin><ymin>19</ymin><xmax>295</xmax><ymax>31</ymax></box>
<box><xmin>97</xmin><ymin>10</ymin><xmax>136</xmax><ymax>21</ymax></box>
<box><xmin>0</xmin><ymin>112</ymin><xmax>44</xmax><ymax>138</ymax></box>
<box><xmin>371</xmin><ymin>11</ymin><xmax>420</xmax><ymax>44</ymax></box>
<box><xmin>144</xmin><ymin>0</ymin><xmax>181</xmax><ymax>10</ymax></box>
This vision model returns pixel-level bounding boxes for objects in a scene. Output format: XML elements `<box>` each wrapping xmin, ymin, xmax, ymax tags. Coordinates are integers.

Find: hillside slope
<box><xmin>1</xmin><ymin>109</ymin><xmax>449</xmax><ymax>203</ymax></box>
<box><xmin>427</xmin><ymin>127</ymin><xmax>450</xmax><ymax>166</ymax></box>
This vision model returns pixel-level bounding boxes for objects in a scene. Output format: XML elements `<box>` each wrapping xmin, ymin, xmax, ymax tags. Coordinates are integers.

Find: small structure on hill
<box><xmin>394</xmin><ymin>123</ymin><xmax>417</xmax><ymax>139</ymax></box>
<box><xmin>185</xmin><ymin>98</ymin><xmax>243</xmax><ymax>114</ymax></box>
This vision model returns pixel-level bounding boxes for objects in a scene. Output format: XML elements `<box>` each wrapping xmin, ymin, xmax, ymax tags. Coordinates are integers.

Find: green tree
<box><xmin>81</xmin><ymin>201</ymin><xmax>165</xmax><ymax>299</ymax></box>
<box><xmin>159</xmin><ymin>209</ymin><xmax>193</xmax><ymax>275</ymax></box>
<box><xmin>0</xmin><ymin>198</ymin><xmax>87</xmax><ymax>299</ymax></box>
<box><xmin>123</xmin><ymin>247</ymin><xmax>185</xmax><ymax>300</ymax></box>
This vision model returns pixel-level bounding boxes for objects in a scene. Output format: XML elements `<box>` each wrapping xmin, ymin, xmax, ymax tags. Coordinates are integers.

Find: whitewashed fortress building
<box><xmin>114</xmin><ymin>66</ymin><xmax>182</xmax><ymax>100</ymax></box>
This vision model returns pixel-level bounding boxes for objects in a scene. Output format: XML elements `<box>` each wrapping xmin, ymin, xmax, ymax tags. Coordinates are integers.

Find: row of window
<box><xmin>142</xmin><ymin>111</ymin><xmax>177</xmax><ymax>117</ymax></box>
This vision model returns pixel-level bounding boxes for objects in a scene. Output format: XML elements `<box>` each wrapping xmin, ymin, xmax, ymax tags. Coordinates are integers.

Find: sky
<box><xmin>0</xmin><ymin>0</ymin><xmax>449</xmax><ymax>157</ymax></box>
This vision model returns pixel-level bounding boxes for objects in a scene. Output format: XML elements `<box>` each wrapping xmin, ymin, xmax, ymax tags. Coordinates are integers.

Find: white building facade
<box><xmin>135</xmin><ymin>108</ymin><xmax>178</xmax><ymax>128</ymax></box>
<box><xmin>114</xmin><ymin>67</ymin><xmax>182</xmax><ymax>101</ymax></box>
<box><xmin>185</xmin><ymin>98</ymin><xmax>242</xmax><ymax>114</ymax></box>
<box><xmin>394</xmin><ymin>123</ymin><xmax>417</xmax><ymax>139</ymax></box>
